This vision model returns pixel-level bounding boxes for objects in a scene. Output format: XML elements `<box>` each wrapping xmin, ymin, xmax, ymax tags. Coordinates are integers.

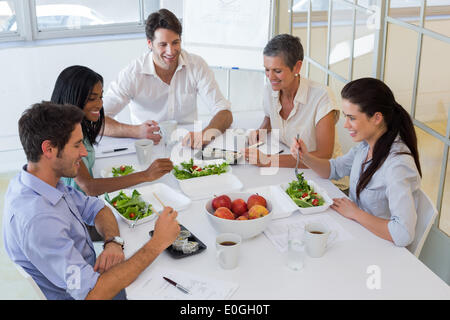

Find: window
<box><xmin>0</xmin><ymin>0</ymin><xmax>17</xmax><ymax>38</ymax></box>
<box><xmin>286</xmin><ymin>0</ymin><xmax>450</xmax><ymax>238</ymax></box>
<box><xmin>0</xmin><ymin>0</ymin><xmax>172</xmax><ymax>43</ymax></box>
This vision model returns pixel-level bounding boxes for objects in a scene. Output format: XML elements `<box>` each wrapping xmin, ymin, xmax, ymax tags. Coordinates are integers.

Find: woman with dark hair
<box><xmin>244</xmin><ymin>34</ymin><xmax>340</xmax><ymax>168</ymax></box>
<box><xmin>51</xmin><ymin>65</ymin><xmax>174</xmax><ymax>197</ymax></box>
<box><xmin>290</xmin><ymin>78</ymin><xmax>422</xmax><ymax>246</ymax></box>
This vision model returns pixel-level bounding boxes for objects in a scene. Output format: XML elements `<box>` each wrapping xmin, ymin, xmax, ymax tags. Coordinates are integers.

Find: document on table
<box><xmin>263</xmin><ymin>214</ymin><xmax>355</xmax><ymax>252</ymax></box>
<box><xmin>94</xmin><ymin>136</ymin><xmax>137</xmax><ymax>158</ymax></box>
<box><xmin>128</xmin><ymin>267</ymin><xmax>239</xmax><ymax>300</ymax></box>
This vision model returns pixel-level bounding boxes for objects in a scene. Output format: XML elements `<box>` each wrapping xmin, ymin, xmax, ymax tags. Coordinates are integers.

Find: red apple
<box><xmin>214</xmin><ymin>207</ymin><xmax>235</xmax><ymax>220</ymax></box>
<box><xmin>248</xmin><ymin>205</ymin><xmax>269</xmax><ymax>219</ymax></box>
<box><xmin>212</xmin><ymin>195</ymin><xmax>232</xmax><ymax>210</ymax></box>
<box><xmin>231</xmin><ymin>198</ymin><xmax>248</xmax><ymax>216</ymax></box>
<box><xmin>247</xmin><ymin>194</ymin><xmax>267</xmax><ymax>209</ymax></box>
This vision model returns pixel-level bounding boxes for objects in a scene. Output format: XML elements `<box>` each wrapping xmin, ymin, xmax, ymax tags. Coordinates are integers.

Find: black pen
<box><xmin>102</xmin><ymin>147</ymin><xmax>128</xmax><ymax>154</ymax></box>
<box><xmin>163</xmin><ymin>276</ymin><xmax>190</xmax><ymax>294</ymax></box>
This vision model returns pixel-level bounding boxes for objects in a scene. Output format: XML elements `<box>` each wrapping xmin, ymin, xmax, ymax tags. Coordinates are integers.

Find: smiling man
<box><xmin>103</xmin><ymin>9</ymin><xmax>233</xmax><ymax>149</ymax></box>
<box><xmin>3</xmin><ymin>102</ymin><xmax>180</xmax><ymax>299</ymax></box>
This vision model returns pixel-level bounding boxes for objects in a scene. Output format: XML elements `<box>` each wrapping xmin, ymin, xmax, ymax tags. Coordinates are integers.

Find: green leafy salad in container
<box><xmin>112</xmin><ymin>165</ymin><xmax>134</xmax><ymax>177</ymax></box>
<box><xmin>104</xmin><ymin>189</ymin><xmax>153</xmax><ymax>220</ymax></box>
<box><xmin>285</xmin><ymin>173</ymin><xmax>325</xmax><ymax>208</ymax></box>
<box><xmin>173</xmin><ymin>158</ymin><xmax>229</xmax><ymax>180</ymax></box>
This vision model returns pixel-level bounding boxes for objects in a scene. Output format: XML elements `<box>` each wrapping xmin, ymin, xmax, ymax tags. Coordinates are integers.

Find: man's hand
<box><xmin>94</xmin><ymin>243</ymin><xmax>125</xmax><ymax>274</ymax></box>
<box><xmin>143</xmin><ymin>158</ymin><xmax>174</xmax><ymax>181</ymax></box>
<box><xmin>138</xmin><ymin>120</ymin><xmax>161</xmax><ymax>144</ymax></box>
<box><xmin>151</xmin><ymin>207</ymin><xmax>180</xmax><ymax>251</ymax></box>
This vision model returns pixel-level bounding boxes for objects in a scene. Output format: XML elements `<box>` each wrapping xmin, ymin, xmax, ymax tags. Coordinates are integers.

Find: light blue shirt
<box><xmin>3</xmin><ymin>166</ymin><xmax>105</xmax><ymax>300</ymax></box>
<box><xmin>329</xmin><ymin>137</ymin><xmax>421</xmax><ymax>246</ymax></box>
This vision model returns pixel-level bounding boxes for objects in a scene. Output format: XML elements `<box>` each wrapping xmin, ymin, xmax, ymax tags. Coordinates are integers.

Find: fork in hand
<box><xmin>295</xmin><ymin>134</ymin><xmax>300</xmax><ymax>181</ymax></box>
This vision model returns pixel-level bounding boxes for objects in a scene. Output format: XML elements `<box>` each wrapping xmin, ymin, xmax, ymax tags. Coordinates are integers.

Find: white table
<box><xmin>92</xmin><ymin>137</ymin><xmax>450</xmax><ymax>300</ymax></box>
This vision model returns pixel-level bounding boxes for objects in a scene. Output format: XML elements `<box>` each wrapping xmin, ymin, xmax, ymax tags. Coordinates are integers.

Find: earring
<box><xmin>295</xmin><ymin>73</ymin><xmax>299</xmax><ymax>77</ymax></box>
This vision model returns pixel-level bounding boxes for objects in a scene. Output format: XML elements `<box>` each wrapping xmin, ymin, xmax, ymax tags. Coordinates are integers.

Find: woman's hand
<box><xmin>144</xmin><ymin>158</ymin><xmax>174</xmax><ymax>181</ymax></box>
<box><xmin>330</xmin><ymin>197</ymin><xmax>361</xmax><ymax>220</ymax></box>
<box><xmin>248</xmin><ymin>129</ymin><xmax>266</xmax><ymax>146</ymax></box>
<box><xmin>243</xmin><ymin>148</ymin><xmax>271</xmax><ymax>167</ymax></box>
<box><xmin>290</xmin><ymin>137</ymin><xmax>309</xmax><ymax>160</ymax></box>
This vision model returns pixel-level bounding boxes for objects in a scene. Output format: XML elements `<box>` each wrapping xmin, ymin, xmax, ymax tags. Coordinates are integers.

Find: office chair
<box><xmin>407</xmin><ymin>189</ymin><xmax>438</xmax><ymax>258</ymax></box>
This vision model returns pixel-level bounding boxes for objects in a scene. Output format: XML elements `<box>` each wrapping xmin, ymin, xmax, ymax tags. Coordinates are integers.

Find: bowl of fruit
<box><xmin>205</xmin><ymin>193</ymin><xmax>273</xmax><ymax>239</ymax></box>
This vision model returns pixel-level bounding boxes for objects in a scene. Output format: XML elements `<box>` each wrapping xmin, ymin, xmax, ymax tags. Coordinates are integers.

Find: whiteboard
<box><xmin>182</xmin><ymin>0</ymin><xmax>272</xmax><ymax>69</ymax></box>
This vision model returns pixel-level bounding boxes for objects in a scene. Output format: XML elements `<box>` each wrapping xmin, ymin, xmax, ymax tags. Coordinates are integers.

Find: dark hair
<box><xmin>18</xmin><ymin>102</ymin><xmax>85</xmax><ymax>163</ymax></box>
<box><xmin>341</xmin><ymin>78</ymin><xmax>422</xmax><ymax>200</ymax></box>
<box><xmin>51</xmin><ymin>65</ymin><xmax>104</xmax><ymax>146</ymax></box>
<box><xmin>263</xmin><ymin>34</ymin><xmax>304</xmax><ymax>69</ymax></box>
<box><xmin>145</xmin><ymin>9</ymin><xmax>182</xmax><ymax>41</ymax></box>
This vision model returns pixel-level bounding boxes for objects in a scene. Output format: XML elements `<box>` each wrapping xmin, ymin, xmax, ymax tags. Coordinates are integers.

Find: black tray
<box><xmin>149</xmin><ymin>224</ymin><xmax>207</xmax><ymax>259</ymax></box>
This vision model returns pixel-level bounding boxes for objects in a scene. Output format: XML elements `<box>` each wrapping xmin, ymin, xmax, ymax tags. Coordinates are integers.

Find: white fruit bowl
<box><xmin>204</xmin><ymin>192</ymin><xmax>273</xmax><ymax>239</ymax></box>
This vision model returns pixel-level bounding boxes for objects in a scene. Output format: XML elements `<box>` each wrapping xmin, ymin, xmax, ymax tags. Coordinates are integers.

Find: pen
<box><xmin>163</xmin><ymin>276</ymin><xmax>190</xmax><ymax>294</ymax></box>
<box><xmin>101</xmin><ymin>147</ymin><xmax>128</xmax><ymax>154</ymax></box>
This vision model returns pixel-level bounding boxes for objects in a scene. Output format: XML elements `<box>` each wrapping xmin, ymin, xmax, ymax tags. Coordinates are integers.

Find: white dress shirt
<box><xmin>329</xmin><ymin>137</ymin><xmax>421</xmax><ymax>247</ymax></box>
<box><xmin>263</xmin><ymin>77</ymin><xmax>341</xmax><ymax>156</ymax></box>
<box><xmin>103</xmin><ymin>49</ymin><xmax>231</xmax><ymax>125</ymax></box>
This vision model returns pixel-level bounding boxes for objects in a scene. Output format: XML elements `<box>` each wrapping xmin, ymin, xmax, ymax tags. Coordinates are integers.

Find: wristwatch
<box><xmin>103</xmin><ymin>236</ymin><xmax>124</xmax><ymax>250</ymax></box>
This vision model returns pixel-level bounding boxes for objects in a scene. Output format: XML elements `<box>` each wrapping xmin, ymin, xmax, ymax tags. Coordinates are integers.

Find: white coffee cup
<box><xmin>216</xmin><ymin>233</ymin><xmax>241</xmax><ymax>270</ymax></box>
<box><xmin>159</xmin><ymin>120</ymin><xmax>178</xmax><ymax>144</ymax></box>
<box><xmin>303</xmin><ymin>222</ymin><xmax>337</xmax><ymax>258</ymax></box>
<box><xmin>135</xmin><ymin>139</ymin><xmax>154</xmax><ymax>169</ymax></box>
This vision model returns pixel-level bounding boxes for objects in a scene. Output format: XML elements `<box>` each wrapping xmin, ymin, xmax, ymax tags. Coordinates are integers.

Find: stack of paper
<box><xmin>128</xmin><ymin>267</ymin><xmax>239</xmax><ymax>300</ymax></box>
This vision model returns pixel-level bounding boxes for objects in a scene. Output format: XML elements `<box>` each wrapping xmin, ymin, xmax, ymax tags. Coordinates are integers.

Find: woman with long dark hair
<box><xmin>290</xmin><ymin>78</ymin><xmax>422</xmax><ymax>246</ymax></box>
<box><xmin>51</xmin><ymin>65</ymin><xmax>174</xmax><ymax>197</ymax></box>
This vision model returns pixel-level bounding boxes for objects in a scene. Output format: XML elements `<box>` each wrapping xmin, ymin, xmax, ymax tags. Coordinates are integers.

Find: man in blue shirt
<box><xmin>3</xmin><ymin>102</ymin><xmax>180</xmax><ymax>299</ymax></box>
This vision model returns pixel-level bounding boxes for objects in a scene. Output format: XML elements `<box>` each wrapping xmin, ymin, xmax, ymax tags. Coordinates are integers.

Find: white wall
<box><xmin>0</xmin><ymin>35</ymin><xmax>267</xmax><ymax>172</ymax></box>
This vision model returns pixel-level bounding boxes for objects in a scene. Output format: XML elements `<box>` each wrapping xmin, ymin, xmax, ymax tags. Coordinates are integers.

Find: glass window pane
<box><xmin>309</xmin><ymin>63</ymin><xmax>326</xmax><ymax>84</ymax></box>
<box><xmin>383</xmin><ymin>22</ymin><xmax>419</xmax><ymax>115</ymax></box>
<box><xmin>352</xmin><ymin>8</ymin><xmax>376</xmax><ymax>79</ymax></box>
<box><xmin>425</xmin><ymin>1</ymin><xmax>450</xmax><ymax>37</ymax></box>
<box><xmin>144</xmin><ymin>0</ymin><xmax>182</xmax><ymax>21</ymax></box>
<box><xmin>310</xmin><ymin>2</ymin><xmax>329</xmax><ymax>67</ymax></box>
<box><xmin>0</xmin><ymin>1</ymin><xmax>16</xmax><ymax>32</ymax></box>
<box><xmin>415</xmin><ymin>36</ymin><xmax>450</xmax><ymax>136</ymax></box>
<box><xmin>440</xmin><ymin>152</ymin><xmax>450</xmax><ymax>236</ymax></box>
<box><xmin>389</xmin><ymin>0</ymin><xmax>422</xmax><ymax>26</ymax></box>
<box><xmin>34</xmin><ymin>0</ymin><xmax>141</xmax><ymax>31</ymax></box>
<box><xmin>329</xmin><ymin>0</ymin><xmax>353</xmax><ymax>80</ymax></box>
<box><xmin>230</xmin><ymin>70</ymin><xmax>265</xmax><ymax>112</ymax></box>
<box><xmin>416</xmin><ymin>126</ymin><xmax>445</xmax><ymax>208</ymax></box>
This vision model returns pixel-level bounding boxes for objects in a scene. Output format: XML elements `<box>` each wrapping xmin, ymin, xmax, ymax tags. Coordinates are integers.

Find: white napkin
<box><xmin>268</xmin><ymin>185</ymin><xmax>299</xmax><ymax>219</ymax></box>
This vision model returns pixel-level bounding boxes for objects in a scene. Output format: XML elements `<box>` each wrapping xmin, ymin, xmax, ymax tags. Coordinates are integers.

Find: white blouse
<box><xmin>263</xmin><ymin>77</ymin><xmax>341</xmax><ymax>155</ymax></box>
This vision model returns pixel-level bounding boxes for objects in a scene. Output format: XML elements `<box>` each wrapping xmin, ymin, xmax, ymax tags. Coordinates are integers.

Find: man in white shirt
<box><xmin>103</xmin><ymin>9</ymin><xmax>233</xmax><ymax>149</ymax></box>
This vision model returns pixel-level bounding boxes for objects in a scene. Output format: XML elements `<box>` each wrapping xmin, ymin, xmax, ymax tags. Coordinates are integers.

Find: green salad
<box><xmin>285</xmin><ymin>173</ymin><xmax>325</xmax><ymax>208</ymax></box>
<box><xmin>112</xmin><ymin>165</ymin><xmax>135</xmax><ymax>177</ymax></box>
<box><xmin>173</xmin><ymin>158</ymin><xmax>229</xmax><ymax>180</ymax></box>
<box><xmin>104</xmin><ymin>189</ymin><xmax>154</xmax><ymax>221</ymax></box>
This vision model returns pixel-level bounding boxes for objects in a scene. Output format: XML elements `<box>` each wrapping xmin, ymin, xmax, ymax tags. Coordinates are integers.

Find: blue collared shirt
<box><xmin>329</xmin><ymin>137</ymin><xmax>421</xmax><ymax>247</ymax></box>
<box><xmin>3</xmin><ymin>166</ymin><xmax>105</xmax><ymax>300</ymax></box>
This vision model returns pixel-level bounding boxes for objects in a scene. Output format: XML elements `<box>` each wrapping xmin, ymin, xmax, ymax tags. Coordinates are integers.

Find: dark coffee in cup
<box><xmin>220</xmin><ymin>241</ymin><xmax>237</xmax><ymax>246</ymax></box>
<box><xmin>310</xmin><ymin>231</ymin><xmax>324</xmax><ymax>235</ymax></box>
